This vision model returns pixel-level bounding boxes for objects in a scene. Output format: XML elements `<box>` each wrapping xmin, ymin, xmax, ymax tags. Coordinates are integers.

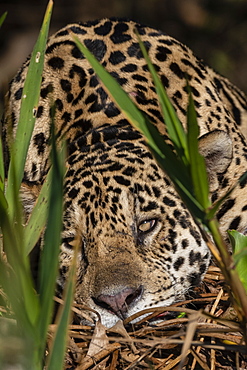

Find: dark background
<box><xmin>1</xmin><ymin>0</ymin><xmax>247</xmax><ymax>113</ymax></box>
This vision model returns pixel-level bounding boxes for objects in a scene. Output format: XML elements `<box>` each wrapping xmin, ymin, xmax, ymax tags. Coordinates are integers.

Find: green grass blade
<box><xmin>0</xmin><ymin>0</ymin><xmax>53</xmax><ymax>335</ymax></box>
<box><xmin>5</xmin><ymin>0</ymin><xmax>53</xmax><ymax>218</ymax></box>
<box><xmin>47</xmin><ymin>251</ymin><xmax>76</xmax><ymax>370</ymax></box>
<box><xmin>37</xmin><ymin>122</ymin><xmax>65</xmax><ymax>357</ymax></box>
<box><xmin>0</xmin><ymin>182</ymin><xmax>7</xmax><ymax>209</ymax></box>
<box><xmin>4</xmin><ymin>160</ymin><xmax>25</xmax><ymax>250</ymax></box>
<box><xmin>187</xmin><ymin>92</ymin><xmax>210</xmax><ymax>209</ymax></box>
<box><xmin>0</xmin><ymin>12</ymin><xmax>7</xmax><ymax>28</ymax></box>
<box><xmin>0</xmin><ymin>260</ymin><xmax>37</xmax><ymax>335</ymax></box>
<box><xmin>0</xmin><ymin>189</ymin><xmax>40</xmax><ymax>328</ymax></box>
<box><xmin>0</xmin><ymin>138</ymin><xmax>5</xmax><ymax>191</ymax></box>
<box><xmin>136</xmin><ymin>32</ymin><xmax>189</xmax><ymax>165</ymax></box>
<box><xmin>24</xmin><ymin>169</ymin><xmax>51</xmax><ymax>255</ymax></box>
<box><xmin>228</xmin><ymin>230</ymin><xmax>247</xmax><ymax>293</ymax></box>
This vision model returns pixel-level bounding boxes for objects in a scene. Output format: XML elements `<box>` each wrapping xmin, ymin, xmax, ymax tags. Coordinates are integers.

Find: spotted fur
<box><xmin>3</xmin><ymin>18</ymin><xmax>247</xmax><ymax>327</ymax></box>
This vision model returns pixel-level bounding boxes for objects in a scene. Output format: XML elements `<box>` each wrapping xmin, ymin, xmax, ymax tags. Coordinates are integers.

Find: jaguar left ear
<box><xmin>198</xmin><ymin>130</ymin><xmax>233</xmax><ymax>192</ymax></box>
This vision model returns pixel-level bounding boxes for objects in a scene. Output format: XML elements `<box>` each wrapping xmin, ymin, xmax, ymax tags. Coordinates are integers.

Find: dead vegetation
<box><xmin>49</xmin><ymin>266</ymin><xmax>247</xmax><ymax>370</ymax></box>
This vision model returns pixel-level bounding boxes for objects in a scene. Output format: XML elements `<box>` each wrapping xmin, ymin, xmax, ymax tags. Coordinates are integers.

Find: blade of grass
<box><xmin>187</xmin><ymin>92</ymin><xmax>210</xmax><ymax>210</ymax></box>
<box><xmin>0</xmin><ymin>260</ymin><xmax>37</xmax><ymax>335</ymax></box>
<box><xmin>47</xmin><ymin>242</ymin><xmax>77</xmax><ymax>370</ymax></box>
<box><xmin>136</xmin><ymin>32</ymin><xmax>189</xmax><ymax>165</ymax></box>
<box><xmin>37</xmin><ymin>120</ymin><xmax>65</xmax><ymax>358</ymax></box>
<box><xmin>0</xmin><ymin>7</ymin><xmax>54</xmax><ymax>364</ymax></box>
<box><xmin>138</xmin><ymin>120</ymin><xmax>205</xmax><ymax>220</ymax></box>
<box><xmin>0</xmin><ymin>0</ymin><xmax>53</xmax><ymax>334</ymax></box>
<box><xmin>5</xmin><ymin>0</ymin><xmax>53</xmax><ymax>219</ymax></box>
<box><xmin>24</xmin><ymin>169</ymin><xmax>51</xmax><ymax>255</ymax></box>
<box><xmin>137</xmin><ymin>36</ymin><xmax>210</xmax><ymax>216</ymax></box>
<box><xmin>0</xmin><ymin>12</ymin><xmax>7</xmax><ymax>28</ymax></box>
<box><xmin>0</xmin><ymin>189</ymin><xmax>40</xmax><ymax>329</ymax></box>
<box><xmin>228</xmin><ymin>230</ymin><xmax>247</xmax><ymax>293</ymax></box>
<box><xmin>0</xmin><ymin>138</ymin><xmax>5</xmax><ymax>191</ymax></box>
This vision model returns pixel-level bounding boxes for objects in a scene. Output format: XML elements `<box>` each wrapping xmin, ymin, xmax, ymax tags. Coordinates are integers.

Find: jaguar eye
<box><xmin>138</xmin><ymin>219</ymin><xmax>157</xmax><ymax>233</ymax></box>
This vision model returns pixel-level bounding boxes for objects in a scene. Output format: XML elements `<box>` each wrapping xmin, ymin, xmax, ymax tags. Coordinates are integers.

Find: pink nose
<box><xmin>93</xmin><ymin>286</ymin><xmax>143</xmax><ymax>318</ymax></box>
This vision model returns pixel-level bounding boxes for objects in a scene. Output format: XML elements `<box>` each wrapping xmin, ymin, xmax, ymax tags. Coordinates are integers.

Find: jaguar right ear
<box><xmin>198</xmin><ymin>130</ymin><xmax>233</xmax><ymax>192</ymax></box>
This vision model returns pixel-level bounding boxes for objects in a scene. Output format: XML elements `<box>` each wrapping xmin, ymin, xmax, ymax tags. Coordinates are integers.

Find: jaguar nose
<box><xmin>92</xmin><ymin>286</ymin><xmax>143</xmax><ymax>318</ymax></box>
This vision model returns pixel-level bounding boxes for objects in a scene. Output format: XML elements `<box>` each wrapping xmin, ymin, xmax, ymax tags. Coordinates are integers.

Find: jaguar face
<box><xmin>57</xmin><ymin>131</ymin><xmax>209</xmax><ymax>327</ymax></box>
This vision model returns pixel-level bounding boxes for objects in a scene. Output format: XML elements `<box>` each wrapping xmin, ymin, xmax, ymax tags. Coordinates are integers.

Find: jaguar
<box><xmin>3</xmin><ymin>18</ymin><xmax>247</xmax><ymax>328</ymax></box>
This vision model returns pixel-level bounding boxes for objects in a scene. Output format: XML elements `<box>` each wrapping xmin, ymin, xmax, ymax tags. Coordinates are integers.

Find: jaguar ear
<box><xmin>20</xmin><ymin>182</ymin><xmax>41</xmax><ymax>219</ymax></box>
<box><xmin>198</xmin><ymin>130</ymin><xmax>233</xmax><ymax>192</ymax></box>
